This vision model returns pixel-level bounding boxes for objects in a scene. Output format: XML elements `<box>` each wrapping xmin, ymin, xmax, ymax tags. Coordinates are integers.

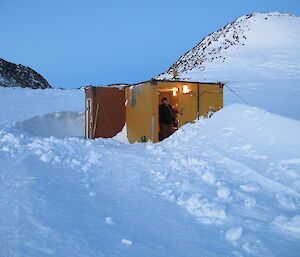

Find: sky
<box><xmin>1</xmin><ymin>0</ymin><xmax>300</xmax><ymax>88</ymax></box>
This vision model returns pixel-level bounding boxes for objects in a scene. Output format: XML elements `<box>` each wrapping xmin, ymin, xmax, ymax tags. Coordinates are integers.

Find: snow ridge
<box><xmin>156</xmin><ymin>12</ymin><xmax>298</xmax><ymax>80</ymax></box>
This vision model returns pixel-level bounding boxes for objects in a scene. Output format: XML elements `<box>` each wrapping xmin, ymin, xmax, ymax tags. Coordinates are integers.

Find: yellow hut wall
<box><xmin>125</xmin><ymin>81</ymin><xmax>223</xmax><ymax>143</ymax></box>
<box><xmin>178</xmin><ymin>82</ymin><xmax>199</xmax><ymax>126</ymax></box>
<box><xmin>198</xmin><ymin>83</ymin><xmax>223</xmax><ymax>116</ymax></box>
<box><xmin>125</xmin><ymin>82</ymin><xmax>157</xmax><ymax>143</ymax></box>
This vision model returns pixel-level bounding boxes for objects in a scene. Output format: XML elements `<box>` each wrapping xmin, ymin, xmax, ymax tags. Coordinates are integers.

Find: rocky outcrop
<box><xmin>0</xmin><ymin>58</ymin><xmax>52</xmax><ymax>89</ymax></box>
<box><xmin>155</xmin><ymin>12</ymin><xmax>298</xmax><ymax>81</ymax></box>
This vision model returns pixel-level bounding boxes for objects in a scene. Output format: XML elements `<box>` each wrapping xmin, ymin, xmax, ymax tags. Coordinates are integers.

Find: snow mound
<box><xmin>164</xmin><ymin>104</ymin><xmax>300</xmax><ymax>192</ymax></box>
<box><xmin>15</xmin><ymin>111</ymin><xmax>84</xmax><ymax>138</ymax></box>
<box><xmin>0</xmin><ymin>87</ymin><xmax>84</xmax><ymax>126</ymax></box>
<box><xmin>112</xmin><ymin>124</ymin><xmax>129</xmax><ymax>144</ymax></box>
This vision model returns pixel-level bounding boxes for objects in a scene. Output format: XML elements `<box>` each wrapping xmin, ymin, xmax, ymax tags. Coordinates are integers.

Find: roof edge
<box><xmin>85</xmin><ymin>79</ymin><xmax>223</xmax><ymax>89</ymax></box>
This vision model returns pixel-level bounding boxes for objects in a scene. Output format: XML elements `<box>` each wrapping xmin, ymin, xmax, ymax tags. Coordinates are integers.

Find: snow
<box><xmin>1</xmin><ymin>86</ymin><xmax>300</xmax><ymax>256</ymax></box>
<box><xmin>225</xmin><ymin>227</ymin><xmax>243</xmax><ymax>243</ymax></box>
<box><xmin>1</xmin><ymin>11</ymin><xmax>300</xmax><ymax>257</ymax></box>
<box><xmin>217</xmin><ymin>187</ymin><xmax>231</xmax><ymax>198</ymax></box>
<box><xmin>105</xmin><ymin>217</ymin><xmax>113</xmax><ymax>225</ymax></box>
<box><xmin>156</xmin><ymin>13</ymin><xmax>300</xmax><ymax>121</ymax></box>
<box><xmin>121</xmin><ymin>239</ymin><xmax>133</xmax><ymax>245</ymax></box>
<box><xmin>112</xmin><ymin>124</ymin><xmax>129</xmax><ymax>144</ymax></box>
<box><xmin>273</xmin><ymin>215</ymin><xmax>300</xmax><ymax>234</ymax></box>
<box><xmin>15</xmin><ymin>111</ymin><xmax>84</xmax><ymax>138</ymax></box>
<box><xmin>0</xmin><ymin>87</ymin><xmax>84</xmax><ymax>126</ymax></box>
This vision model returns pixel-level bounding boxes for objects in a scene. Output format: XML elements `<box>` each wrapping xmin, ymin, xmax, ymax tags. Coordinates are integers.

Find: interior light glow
<box><xmin>182</xmin><ymin>85</ymin><xmax>190</xmax><ymax>94</ymax></box>
<box><xmin>172</xmin><ymin>87</ymin><xmax>178</xmax><ymax>96</ymax></box>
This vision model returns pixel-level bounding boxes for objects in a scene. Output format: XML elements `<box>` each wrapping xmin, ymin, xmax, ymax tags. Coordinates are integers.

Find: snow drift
<box><xmin>0</xmin><ymin>87</ymin><xmax>84</xmax><ymax>126</ymax></box>
<box><xmin>15</xmin><ymin>111</ymin><xmax>84</xmax><ymax>138</ymax></box>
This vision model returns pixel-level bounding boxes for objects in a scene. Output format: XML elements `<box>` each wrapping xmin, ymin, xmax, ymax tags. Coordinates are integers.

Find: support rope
<box><xmin>224</xmin><ymin>84</ymin><xmax>249</xmax><ymax>105</ymax></box>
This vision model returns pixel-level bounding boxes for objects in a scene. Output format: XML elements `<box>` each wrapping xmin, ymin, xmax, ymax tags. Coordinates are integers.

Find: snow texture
<box><xmin>156</xmin><ymin>12</ymin><xmax>300</xmax><ymax>121</ymax></box>
<box><xmin>0</xmin><ymin>86</ymin><xmax>300</xmax><ymax>257</ymax></box>
<box><xmin>1</xmin><ymin>12</ymin><xmax>300</xmax><ymax>257</ymax></box>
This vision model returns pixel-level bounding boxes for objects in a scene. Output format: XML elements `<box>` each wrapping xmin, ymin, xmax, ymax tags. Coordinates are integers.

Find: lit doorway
<box><xmin>158</xmin><ymin>87</ymin><xmax>179</xmax><ymax>141</ymax></box>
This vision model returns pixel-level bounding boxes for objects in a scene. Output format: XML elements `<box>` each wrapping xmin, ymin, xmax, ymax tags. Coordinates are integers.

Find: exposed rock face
<box><xmin>0</xmin><ymin>58</ymin><xmax>52</xmax><ymax>89</ymax></box>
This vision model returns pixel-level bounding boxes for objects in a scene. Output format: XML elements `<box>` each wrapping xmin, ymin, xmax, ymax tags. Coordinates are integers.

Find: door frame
<box><xmin>85</xmin><ymin>98</ymin><xmax>93</xmax><ymax>139</ymax></box>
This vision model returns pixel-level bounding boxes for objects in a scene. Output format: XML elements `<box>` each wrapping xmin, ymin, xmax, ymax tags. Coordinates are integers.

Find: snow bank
<box><xmin>197</xmin><ymin>104</ymin><xmax>300</xmax><ymax>161</ymax></box>
<box><xmin>147</xmin><ymin>104</ymin><xmax>300</xmax><ymax>255</ymax></box>
<box><xmin>164</xmin><ymin>104</ymin><xmax>300</xmax><ymax>192</ymax></box>
<box><xmin>0</xmin><ymin>87</ymin><xmax>84</xmax><ymax>126</ymax></box>
<box><xmin>15</xmin><ymin>111</ymin><xmax>84</xmax><ymax>138</ymax></box>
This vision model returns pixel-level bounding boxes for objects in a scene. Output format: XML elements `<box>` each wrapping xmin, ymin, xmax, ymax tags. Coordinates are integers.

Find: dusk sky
<box><xmin>1</xmin><ymin>0</ymin><xmax>300</xmax><ymax>88</ymax></box>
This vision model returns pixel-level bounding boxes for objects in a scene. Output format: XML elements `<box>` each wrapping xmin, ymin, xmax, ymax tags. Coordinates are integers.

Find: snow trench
<box><xmin>14</xmin><ymin>111</ymin><xmax>84</xmax><ymax>138</ymax></box>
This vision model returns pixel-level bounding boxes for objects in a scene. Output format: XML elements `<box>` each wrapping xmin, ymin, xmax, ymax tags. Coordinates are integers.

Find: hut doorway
<box><xmin>158</xmin><ymin>88</ymin><xmax>179</xmax><ymax>141</ymax></box>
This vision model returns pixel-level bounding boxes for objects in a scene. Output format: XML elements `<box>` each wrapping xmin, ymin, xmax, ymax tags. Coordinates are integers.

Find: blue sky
<box><xmin>1</xmin><ymin>0</ymin><xmax>300</xmax><ymax>88</ymax></box>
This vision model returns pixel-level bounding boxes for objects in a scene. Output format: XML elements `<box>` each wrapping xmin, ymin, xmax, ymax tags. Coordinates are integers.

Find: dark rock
<box><xmin>0</xmin><ymin>58</ymin><xmax>52</xmax><ymax>89</ymax></box>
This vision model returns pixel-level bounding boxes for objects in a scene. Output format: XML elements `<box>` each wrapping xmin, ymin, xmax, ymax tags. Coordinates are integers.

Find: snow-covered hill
<box><xmin>156</xmin><ymin>12</ymin><xmax>300</xmax><ymax>120</ymax></box>
<box><xmin>1</xmin><ymin>86</ymin><xmax>300</xmax><ymax>256</ymax></box>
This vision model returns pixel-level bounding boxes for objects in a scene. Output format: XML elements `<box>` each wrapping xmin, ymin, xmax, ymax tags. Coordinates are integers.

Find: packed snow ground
<box><xmin>0</xmin><ymin>87</ymin><xmax>299</xmax><ymax>257</ymax></box>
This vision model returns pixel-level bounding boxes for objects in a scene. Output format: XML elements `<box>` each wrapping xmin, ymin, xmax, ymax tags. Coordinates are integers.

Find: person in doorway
<box><xmin>159</xmin><ymin>97</ymin><xmax>175</xmax><ymax>141</ymax></box>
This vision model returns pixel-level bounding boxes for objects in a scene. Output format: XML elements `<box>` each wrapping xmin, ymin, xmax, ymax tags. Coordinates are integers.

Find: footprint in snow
<box><xmin>244</xmin><ymin>195</ymin><xmax>256</xmax><ymax>207</ymax></box>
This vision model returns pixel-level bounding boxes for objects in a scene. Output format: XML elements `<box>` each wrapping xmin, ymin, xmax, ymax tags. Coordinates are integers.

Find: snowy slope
<box><xmin>1</xmin><ymin>87</ymin><xmax>300</xmax><ymax>257</ymax></box>
<box><xmin>156</xmin><ymin>13</ymin><xmax>300</xmax><ymax>120</ymax></box>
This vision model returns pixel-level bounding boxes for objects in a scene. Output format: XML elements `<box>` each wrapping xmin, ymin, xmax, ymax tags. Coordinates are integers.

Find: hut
<box><xmin>85</xmin><ymin>79</ymin><xmax>223</xmax><ymax>143</ymax></box>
